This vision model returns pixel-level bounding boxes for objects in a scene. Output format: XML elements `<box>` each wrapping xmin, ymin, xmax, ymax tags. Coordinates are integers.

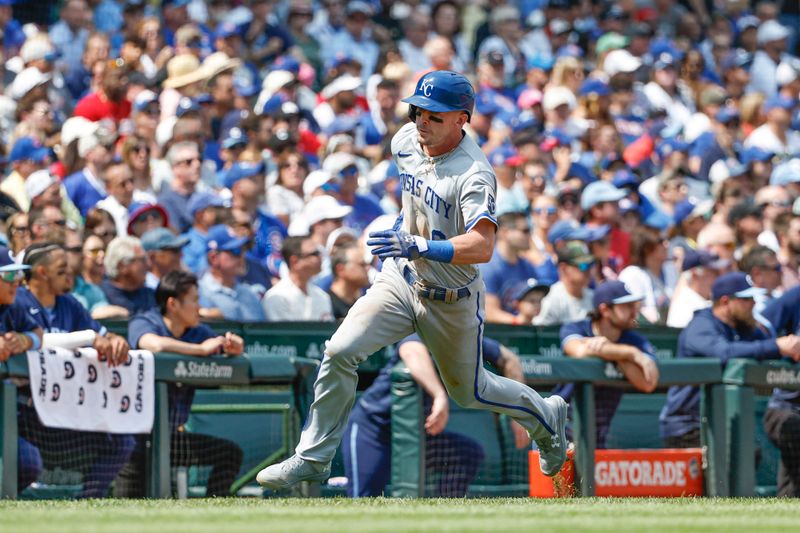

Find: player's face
<box><xmin>44</xmin><ymin>249</ymin><xmax>72</xmax><ymax>295</ymax></box>
<box><xmin>413</xmin><ymin>109</ymin><xmax>467</xmax><ymax>155</ymax></box>
<box><xmin>607</xmin><ymin>301</ymin><xmax>640</xmax><ymax>330</ymax></box>
<box><xmin>729</xmin><ymin>297</ymin><xmax>756</xmax><ymax>329</ymax></box>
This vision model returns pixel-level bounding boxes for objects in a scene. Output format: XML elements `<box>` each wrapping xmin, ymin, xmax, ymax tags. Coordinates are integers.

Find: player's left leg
<box><xmin>258</xmin><ymin>260</ymin><xmax>416</xmax><ymax>489</ymax></box>
<box><xmin>416</xmin><ymin>286</ymin><xmax>567</xmax><ymax>476</ymax></box>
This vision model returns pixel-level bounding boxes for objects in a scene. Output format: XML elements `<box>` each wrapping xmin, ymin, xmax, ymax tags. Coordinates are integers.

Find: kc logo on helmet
<box><xmin>420</xmin><ymin>78</ymin><xmax>434</xmax><ymax>97</ymax></box>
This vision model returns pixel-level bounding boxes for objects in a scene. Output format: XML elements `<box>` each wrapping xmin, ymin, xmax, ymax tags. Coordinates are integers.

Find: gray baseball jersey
<box><xmin>392</xmin><ymin>122</ymin><xmax>498</xmax><ymax>288</ymax></box>
<box><xmin>293</xmin><ymin>121</ymin><xmax>559</xmax><ymax>467</ymax></box>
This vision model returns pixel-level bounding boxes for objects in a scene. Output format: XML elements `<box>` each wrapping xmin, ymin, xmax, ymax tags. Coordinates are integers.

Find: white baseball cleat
<box><xmin>535</xmin><ymin>395</ymin><xmax>568</xmax><ymax>477</ymax></box>
<box><xmin>256</xmin><ymin>454</ymin><xmax>331</xmax><ymax>490</ymax></box>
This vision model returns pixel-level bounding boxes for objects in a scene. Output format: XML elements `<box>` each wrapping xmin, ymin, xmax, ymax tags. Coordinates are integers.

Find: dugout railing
<box><xmin>723</xmin><ymin>359</ymin><xmax>800</xmax><ymax>497</ymax></box>
<box><xmin>0</xmin><ymin>351</ymin><xmax>318</xmax><ymax>499</ymax></box>
<box><xmin>0</xmin><ymin>320</ymin><xmax>796</xmax><ymax>499</ymax></box>
<box><xmin>390</xmin><ymin>357</ymin><xmax>727</xmax><ymax>497</ymax></box>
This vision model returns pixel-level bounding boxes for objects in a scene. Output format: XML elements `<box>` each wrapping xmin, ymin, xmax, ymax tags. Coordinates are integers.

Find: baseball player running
<box><xmin>257</xmin><ymin>70</ymin><xmax>567</xmax><ymax>490</ymax></box>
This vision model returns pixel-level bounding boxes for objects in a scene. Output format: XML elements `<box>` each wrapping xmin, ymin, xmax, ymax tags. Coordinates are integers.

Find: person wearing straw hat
<box><xmin>201</xmin><ymin>51</ymin><xmax>242</xmax><ymax>140</ymax></box>
<box><xmin>159</xmin><ymin>54</ymin><xmax>209</xmax><ymax>120</ymax></box>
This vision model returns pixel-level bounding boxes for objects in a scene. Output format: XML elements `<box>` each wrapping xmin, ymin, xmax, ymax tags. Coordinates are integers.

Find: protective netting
<box><xmin>17</xmin><ymin>400</ymin><xmax>136</xmax><ymax>499</ymax></box>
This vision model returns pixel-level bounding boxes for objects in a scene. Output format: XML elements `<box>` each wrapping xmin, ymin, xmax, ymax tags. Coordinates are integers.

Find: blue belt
<box><xmin>402</xmin><ymin>265</ymin><xmax>471</xmax><ymax>304</ymax></box>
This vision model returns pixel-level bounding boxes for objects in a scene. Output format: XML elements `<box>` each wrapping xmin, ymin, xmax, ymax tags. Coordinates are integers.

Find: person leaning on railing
<box><xmin>0</xmin><ymin>246</ymin><xmax>44</xmax><ymax>495</ymax></box>
<box><xmin>557</xmin><ymin>280</ymin><xmax>659</xmax><ymax>449</ymax></box>
<box><xmin>113</xmin><ymin>270</ymin><xmax>243</xmax><ymax>498</ymax></box>
<box><xmin>15</xmin><ymin>242</ymin><xmax>135</xmax><ymax>499</ymax></box>
<box><xmin>660</xmin><ymin>272</ymin><xmax>800</xmax><ymax>449</ymax></box>
<box><xmin>760</xmin><ymin>285</ymin><xmax>800</xmax><ymax>497</ymax></box>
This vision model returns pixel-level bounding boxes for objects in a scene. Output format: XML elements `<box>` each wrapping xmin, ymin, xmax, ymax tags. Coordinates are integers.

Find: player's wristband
<box><xmin>421</xmin><ymin>239</ymin><xmax>455</xmax><ymax>263</ymax></box>
<box><xmin>24</xmin><ymin>332</ymin><xmax>41</xmax><ymax>351</ymax></box>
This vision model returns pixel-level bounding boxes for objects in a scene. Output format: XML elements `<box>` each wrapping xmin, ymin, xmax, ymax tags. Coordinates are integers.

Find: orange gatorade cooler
<box><xmin>530</xmin><ymin>449</ymin><xmax>704</xmax><ymax>497</ymax></box>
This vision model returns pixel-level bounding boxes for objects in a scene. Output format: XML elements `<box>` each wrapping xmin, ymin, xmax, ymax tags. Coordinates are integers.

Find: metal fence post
<box><xmin>725</xmin><ymin>383</ymin><xmax>755</xmax><ymax>496</ymax></box>
<box><xmin>1</xmin><ymin>382</ymin><xmax>18</xmax><ymax>499</ymax></box>
<box><xmin>572</xmin><ymin>382</ymin><xmax>596</xmax><ymax>497</ymax></box>
<box><xmin>701</xmin><ymin>383</ymin><xmax>728</xmax><ymax>497</ymax></box>
<box><xmin>148</xmin><ymin>381</ymin><xmax>171</xmax><ymax>498</ymax></box>
<box><xmin>390</xmin><ymin>362</ymin><xmax>425</xmax><ymax>497</ymax></box>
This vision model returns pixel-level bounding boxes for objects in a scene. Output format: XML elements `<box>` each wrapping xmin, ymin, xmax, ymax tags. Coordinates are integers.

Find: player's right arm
<box><xmin>398</xmin><ymin>339</ymin><xmax>449</xmax><ymax>436</ymax></box>
<box><xmin>562</xmin><ymin>329</ymin><xmax>659</xmax><ymax>392</ymax></box>
<box><xmin>137</xmin><ymin>333</ymin><xmax>225</xmax><ymax>358</ymax></box>
<box><xmin>449</xmin><ymin>218</ymin><xmax>495</xmax><ymax>264</ymax></box>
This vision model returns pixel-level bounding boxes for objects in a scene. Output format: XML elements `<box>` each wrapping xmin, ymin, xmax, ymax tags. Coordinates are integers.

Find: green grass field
<box><xmin>0</xmin><ymin>498</ymin><xmax>798</xmax><ymax>533</ymax></box>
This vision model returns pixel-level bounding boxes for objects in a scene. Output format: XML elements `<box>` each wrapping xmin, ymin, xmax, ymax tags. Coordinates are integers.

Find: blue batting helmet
<box><xmin>402</xmin><ymin>70</ymin><xmax>475</xmax><ymax>118</ymax></box>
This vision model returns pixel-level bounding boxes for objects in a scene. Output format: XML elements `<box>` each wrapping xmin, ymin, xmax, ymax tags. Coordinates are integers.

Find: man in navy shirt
<box><xmin>481</xmin><ymin>211</ymin><xmax>551</xmax><ymax>324</ymax></box>
<box><xmin>0</xmin><ymin>247</ymin><xmax>44</xmax><ymax>494</ymax></box>
<box><xmin>17</xmin><ymin>243</ymin><xmax>129</xmax><ymax>362</ymax></box>
<box><xmin>114</xmin><ymin>270</ymin><xmax>244</xmax><ymax>497</ymax></box>
<box><xmin>15</xmin><ymin>243</ymin><xmax>135</xmax><ymax>498</ymax></box>
<box><xmin>761</xmin><ymin>285</ymin><xmax>800</xmax><ymax>496</ymax></box>
<box><xmin>660</xmin><ymin>272</ymin><xmax>800</xmax><ymax>448</ymax></box>
<box><xmin>341</xmin><ymin>335</ymin><xmax>529</xmax><ymax>497</ymax></box>
<box><xmin>557</xmin><ymin>280</ymin><xmax>659</xmax><ymax>449</ymax></box>
<box><xmin>100</xmin><ymin>236</ymin><xmax>157</xmax><ymax>315</ymax></box>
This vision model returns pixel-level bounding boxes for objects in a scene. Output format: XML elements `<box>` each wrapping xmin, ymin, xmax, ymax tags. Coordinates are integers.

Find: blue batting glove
<box><xmin>367</xmin><ymin>229</ymin><xmax>427</xmax><ymax>260</ymax></box>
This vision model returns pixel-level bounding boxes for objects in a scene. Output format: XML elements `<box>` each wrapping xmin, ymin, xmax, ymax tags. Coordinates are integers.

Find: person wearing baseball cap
<box><xmin>533</xmin><ymin>242</ymin><xmax>596</xmax><ymax>326</ymax></box>
<box><xmin>761</xmin><ymin>283</ymin><xmax>800</xmax><ymax>496</ymax></box>
<box><xmin>25</xmin><ymin>169</ymin><xmax>60</xmax><ymax>211</ymax></box>
<box><xmin>141</xmin><ymin>228</ymin><xmax>189</xmax><ymax>290</ymax></box>
<box><xmin>489</xmin><ymin>146</ymin><xmax>529</xmax><ymax>216</ymax></box>
<box><xmin>503</xmin><ymin>277</ymin><xmax>551</xmax><ymax>325</ymax></box>
<box><xmin>660</xmin><ymin>271</ymin><xmax>800</xmax><ymax>449</ymax></box>
<box><xmin>0</xmin><ymin>245</ymin><xmax>40</xmax><ymax>356</ymax></box>
<box><xmin>749</xmin><ymin>20</ymin><xmax>791</xmax><ymax>97</ymax></box>
<box><xmin>547</xmin><ymin>219</ymin><xmax>590</xmax><ymax>249</ymax></box>
<box><xmin>127</xmin><ymin>202</ymin><xmax>169</xmax><ymax>237</ymax></box>
<box><xmin>582</xmin><ymin>180</ymin><xmax>631</xmax><ymax>271</ymax></box>
<box><xmin>2</xmin><ymin>137</ymin><xmax>50</xmax><ymax>212</ymax></box>
<box><xmin>554</xmin><ymin>280</ymin><xmax>658</xmax><ymax>449</ymax></box>
<box><xmin>582</xmin><ymin>223</ymin><xmax>619</xmax><ymax>283</ymax></box>
<box><xmin>0</xmin><ymin>243</ymin><xmax>44</xmax><ymax>493</ymax></box>
<box><xmin>666</xmin><ymin>250</ymin><xmax>730</xmax><ymax>328</ymax></box>
<box><xmin>743</xmin><ymin>93</ymin><xmax>800</xmax><ymax>155</ymax></box>
<box><xmin>197</xmin><ymin>224</ymin><xmax>265</xmax><ymax>323</ymax></box>
<box><xmin>182</xmin><ymin>192</ymin><xmax>226</xmax><ymax>275</ymax></box>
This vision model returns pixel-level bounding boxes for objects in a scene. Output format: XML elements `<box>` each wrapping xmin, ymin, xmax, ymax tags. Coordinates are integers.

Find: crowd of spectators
<box><xmin>0</xmin><ymin>0</ymin><xmax>799</xmax><ymax>497</ymax></box>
